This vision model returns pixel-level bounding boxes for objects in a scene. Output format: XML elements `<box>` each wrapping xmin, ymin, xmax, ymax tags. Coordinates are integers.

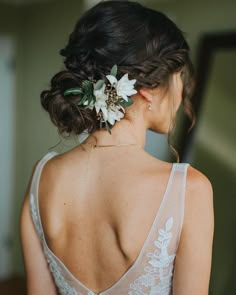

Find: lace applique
<box><xmin>128</xmin><ymin>217</ymin><xmax>176</xmax><ymax>295</ymax></box>
<box><xmin>44</xmin><ymin>248</ymin><xmax>78</xmax><ymax>295</ymax></box>
<box><xmin>44</xmin><ymin>249</ymin><xmax>96</xmax><ymax>295</ymax></box>
<box><xmin>29</xmin><ymin>193</ymin><xmax>44</xmax><ymax>241</ymax></box>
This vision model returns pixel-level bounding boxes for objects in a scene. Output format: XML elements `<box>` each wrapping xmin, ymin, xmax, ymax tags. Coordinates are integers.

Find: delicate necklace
<box><xmin>81</xmin><ymin>142</ymin><xmax>143</xmax><ymax>148</ymax></box>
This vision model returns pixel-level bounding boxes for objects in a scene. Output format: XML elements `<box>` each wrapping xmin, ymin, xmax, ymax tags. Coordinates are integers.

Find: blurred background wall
<box><xmin>0</xmin><ymin>0</ymin><xmax>235</xmax><ymax>294</ymax></box>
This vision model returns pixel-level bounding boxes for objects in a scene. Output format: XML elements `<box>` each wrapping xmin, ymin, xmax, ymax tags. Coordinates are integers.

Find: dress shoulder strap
<box><xmin>168</xmin><ymin>162</ymin><xmax>190</xmax><ymax>250</ymax></box>
<box><xmin>29</xmin><ymin>151</ymin><xmax>58</xmax><ymax>242</ymax></box>
<box><xmin>144</xmin><ymin>162</ymin><xmax>190</xmax><ymax>256</ymax></box>
<box><xmin>174</xmin><ymin>162</ymin><xmax>190</xmax><ymax>172</ymax></box>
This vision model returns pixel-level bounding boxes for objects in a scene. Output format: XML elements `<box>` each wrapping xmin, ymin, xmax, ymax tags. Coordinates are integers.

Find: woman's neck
<box><xmin>82</xmin><ymin>118</ymin><xmax>147</xmax><ymax>148</ymax></box>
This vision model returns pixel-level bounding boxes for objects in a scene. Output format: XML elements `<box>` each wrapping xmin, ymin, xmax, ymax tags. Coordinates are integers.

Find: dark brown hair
<box><xmin>40</xmin><ymin>0</ymin><xmax>195</xmax><ymax>146</ymax></box>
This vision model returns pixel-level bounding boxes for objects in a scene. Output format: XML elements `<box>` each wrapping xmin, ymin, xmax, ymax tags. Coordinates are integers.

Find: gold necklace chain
<box><xmin>81</xmin><ymin>142</ymin><xmax>143</xmax><ymax>187</ymax></box>
<box><xmin>81</xmin><ymin>142</ymin><xmax>143</xmax><ymax>148</ymax></box>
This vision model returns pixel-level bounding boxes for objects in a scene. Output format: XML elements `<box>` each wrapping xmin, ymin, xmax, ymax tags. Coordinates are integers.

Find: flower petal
<box><xmin>116</xmin><ymin>73</ymin><xmax>137</xmax><ymax>101</ymax></box>
<box><xmin>123</xmin><ymin>88</ymin><xmax>137</xmax><ymax>96</ymax></box>
<box><xmin>121</xmin><ymin>94</ymin><xmax>129</xmax><ymax>101</ymax></box>
<box><xmin>101</xmin><ymin>106</ymin><xmax>108</xmax><ymax>119</ymax></box>
<box><xmin>94</xmin><ymin>83</ymin><xmax>107</xmax><ymax>99</ymax></box>
<box><xmin>106</xmin><ymin>75</ymin><xmax>117</xmax><ymax>86</ymax></box>
<box><xmin>118</xmin><ymin>73</ymin><xmax>129</xmax><ymax>83</ymax></box>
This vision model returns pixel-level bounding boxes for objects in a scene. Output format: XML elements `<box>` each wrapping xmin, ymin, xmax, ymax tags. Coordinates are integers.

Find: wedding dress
<box><xmin>29</xmin><ymin>151</ymin><xmax>189</xmax><ymax>295</ymax></box>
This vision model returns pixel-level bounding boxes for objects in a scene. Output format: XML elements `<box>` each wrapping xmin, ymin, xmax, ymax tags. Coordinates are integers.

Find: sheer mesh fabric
<box><xmin>29</xmin><ymin>151</ymin><xmax>189</xmax><ymax>295</ymax></box>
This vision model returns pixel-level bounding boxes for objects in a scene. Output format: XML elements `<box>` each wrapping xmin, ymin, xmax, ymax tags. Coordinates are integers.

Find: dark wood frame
<box><xmin>179</xmin><ymin>31</ymin><xmax>236</xmax><ymax>162</ymax></box>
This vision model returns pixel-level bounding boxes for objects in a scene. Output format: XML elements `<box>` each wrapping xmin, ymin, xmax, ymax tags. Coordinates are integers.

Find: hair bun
<box><xmin>40</xmin><ymin>70</ymin><xmax>98</xmax><ymax>136</ymax></box>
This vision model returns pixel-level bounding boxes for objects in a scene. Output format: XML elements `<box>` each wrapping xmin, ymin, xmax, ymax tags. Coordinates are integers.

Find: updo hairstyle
<box><xmin>40</xmin><ymin>0</ymin><xmax>195</xmax><ymax>138</ymax></box>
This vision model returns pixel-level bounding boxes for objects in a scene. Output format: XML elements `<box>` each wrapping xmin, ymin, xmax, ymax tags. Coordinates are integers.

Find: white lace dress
<box><xmin>29</xmin><ymin>151</ymin><xmax>189</xmax><ymax>295</ymax></box>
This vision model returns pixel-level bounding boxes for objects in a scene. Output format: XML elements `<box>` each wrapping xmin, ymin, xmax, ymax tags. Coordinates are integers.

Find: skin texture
<box><xmin>20</xmin><ymin>71</ymin><xmax>214</xmax><ymax>294</ymax></box>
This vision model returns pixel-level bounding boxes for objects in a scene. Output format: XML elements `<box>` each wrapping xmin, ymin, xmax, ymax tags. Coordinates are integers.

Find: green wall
<box><xmin>0</xmin><ymin>0</ymin><xmax>86</xmax><ymax>277</ymax></box>
<box><xmin>189</xmin><ymin>51</ymin><xmax>236</xmax><ymax>295</ymax></box>
<box><xmin>0</xmin><ymin>2</ymin><xmax>25</xmax><ymax>279</ymax></box>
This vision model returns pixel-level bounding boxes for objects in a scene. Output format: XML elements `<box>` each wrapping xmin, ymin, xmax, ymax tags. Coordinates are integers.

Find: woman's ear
<box><xmin>138</xmin><ymin>87</ymin><xmax>153</xmax><ymax>103</ymax></box>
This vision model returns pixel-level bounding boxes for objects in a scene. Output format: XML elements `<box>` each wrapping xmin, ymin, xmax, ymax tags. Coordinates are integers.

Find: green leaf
<box><xmin>94</xmin><ymin>80</ymin><xmax>104</xmax><ymax>90</ymax></box>
<box><xmin>119</xmin><ymin>97</ymin><xmax>134</xmax><ymax>108</ymax></box>
<box><xmin>82</xmin><ymin>80</ymin><xmax>93</xmax><ymax>94</ymax></box>
<box><xmin>110</xmin><ymin>64</ymin><xmax>118</xmax><ymax>77</ymax></box>
<box><xmin>82</xmin><ymin>80</ymin><xmax>91</xmax><ymax>88</ymax></box>
<box><xmin>87</xmin><ymin>94</ymin><xmax>95</xmax><ymax>105</ymax></box>
<box><xmin>78</xmin><ymin>94</ymin><xmax>88</xmax><ymax>105</ymax></box>
<box><xmin>99</xmin><ymin>120</ymin><xmax>103</xmax><ymax>129</ymax></box>
<box><xmin>64</xmin><ymin>88</ymin><xmax>83</xmax><ymax>96</ymax></box>
<box><xmin>105</xmin><ymin>121</ymin><xmax>112</xmax><ymax>134</ymax></box>
<box><xmin>92</xmin><ymin>95</ymin><xmax>96</xmax><ymax>104</ymax></box>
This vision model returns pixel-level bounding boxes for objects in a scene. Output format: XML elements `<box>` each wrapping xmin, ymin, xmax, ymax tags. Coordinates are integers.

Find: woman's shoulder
<box><xmin>34</xmin><ymin>150</ymin><xmax>71</xmax><ymax>238</ymax></box>
<box><xmin>38</xmin><ymin>150</ymin><xmax>67</xmax><ymax>172</ymax></box>
<box><xmin>185</xmin><ymin>164</ymin><xmax>213</xmax><ymax>195</ymax></box>
<box><xmin>37</xmin><ymin>150</ymin><xmax>69</xmax><ymax>197</ymax></box>
<box><xmin>184</xmin><ymin>164</ymin><xmax>214</xmax><ymax>229</ymax></box>
<box><xmin>174</xmin><ymin>164</ymin><xmax>214</xmax><ymax>294</ymax></box>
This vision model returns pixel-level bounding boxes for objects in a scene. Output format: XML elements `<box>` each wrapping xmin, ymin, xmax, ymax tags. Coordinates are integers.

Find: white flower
<box><xmin>107</xmin><ymin>109</ymin><xmax>124</xmax><ymax>125</ymax></box>
<box><xmin>93</xmin><ymin>83</ymin><xmax>108</xmax><ymax>118</ymax></box>
<box><xmin>106</xmin><ymin>73</ymin><xmax>137</xmax><ymax>101</ymax></box>
<box><xmin>103</xmin><ymin>105</ymin><xmax>124</xmax><ymax>125</ymax></box>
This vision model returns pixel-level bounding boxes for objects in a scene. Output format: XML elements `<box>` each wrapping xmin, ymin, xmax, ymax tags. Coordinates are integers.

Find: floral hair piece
<box><xmin>63</xmin><ymin>65</ymin><xmax>137</xmax><ymax>134</ymax></box>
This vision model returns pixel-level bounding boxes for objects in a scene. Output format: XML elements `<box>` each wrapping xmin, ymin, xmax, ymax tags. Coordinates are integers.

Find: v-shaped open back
<box><xmin>29</xmin><ymin>151</ymin><xmax>189</xmax><ymax>295</ymax></box>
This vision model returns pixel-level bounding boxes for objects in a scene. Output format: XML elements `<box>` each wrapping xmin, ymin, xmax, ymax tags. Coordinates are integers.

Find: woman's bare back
<box><xmin>38</xmin><ymin>145</ymin><xmax>174</xmax><ymax>292</ymax></box>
